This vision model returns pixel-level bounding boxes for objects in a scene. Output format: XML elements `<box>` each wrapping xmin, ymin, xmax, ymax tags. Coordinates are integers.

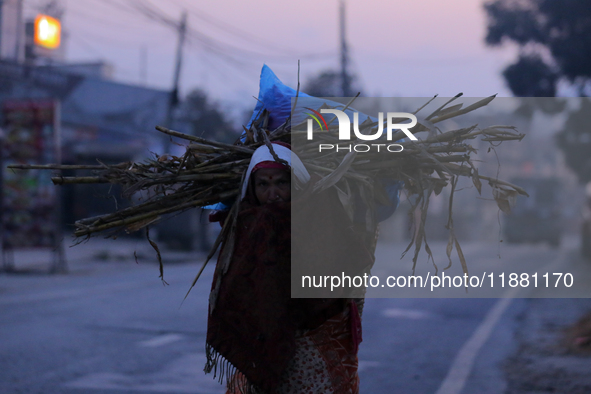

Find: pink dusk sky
<box><xmin>24</xmin><ymin>0</ymin><xmax>517</xmax><ymax>111</ymax></box>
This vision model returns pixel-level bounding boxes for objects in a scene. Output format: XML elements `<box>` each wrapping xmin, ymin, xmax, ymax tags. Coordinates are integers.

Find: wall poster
<box><xmin>1</xmin><ymin>99</ymin><xmax>66</xmax><ymax>272</ymax></box>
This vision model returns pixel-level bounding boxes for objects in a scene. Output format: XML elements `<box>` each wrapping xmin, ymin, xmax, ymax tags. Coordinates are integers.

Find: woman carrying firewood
<box><xmin>205</xmin><ymin>141</ymin><xmax>374</xmax><ymax>393</ymax></box>
<box><xmin>6</xmin><ymin>65</ymin><xmax>527</xmax><ymax>393</ymax></box>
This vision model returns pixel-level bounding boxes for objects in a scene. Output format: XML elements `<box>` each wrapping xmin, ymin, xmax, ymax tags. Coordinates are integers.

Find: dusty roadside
<box><xmin>504</xmin><ymin>296</ymin><xmax>591</xmax><ymax>393</ymax></box>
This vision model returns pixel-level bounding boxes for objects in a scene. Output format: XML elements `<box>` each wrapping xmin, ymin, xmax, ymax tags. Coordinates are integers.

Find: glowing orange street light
<box><xmin>34</xmin><ymin>14</ymin><xmax>61</xmax><ymax>49</ymax></box>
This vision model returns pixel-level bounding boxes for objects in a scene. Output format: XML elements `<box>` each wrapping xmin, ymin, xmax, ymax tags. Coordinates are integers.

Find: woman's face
<box><xmin>253</xmin><ymin>168</ymin><xmax>291</xmax><ymax>204</ymax></box>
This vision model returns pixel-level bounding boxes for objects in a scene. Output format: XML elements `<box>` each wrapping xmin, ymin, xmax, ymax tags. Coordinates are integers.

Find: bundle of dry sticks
<box><xmin>8</xmin><ymin>93</ymin><xmax>528</xmax><ymax>278</ymax></box>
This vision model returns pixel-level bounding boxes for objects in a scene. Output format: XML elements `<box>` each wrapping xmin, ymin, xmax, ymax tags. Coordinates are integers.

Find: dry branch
<box><xmin>10</xmin><ymin>94</ymin><xmax>527</xmax><ymax>281</ymax></box>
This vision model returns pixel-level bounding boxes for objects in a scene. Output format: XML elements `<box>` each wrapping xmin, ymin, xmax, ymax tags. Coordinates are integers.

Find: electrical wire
<box><xmin>68</xmin><ymin>33</ymin><xmax>139</xmax><ymax>79</ymax></box>
<box><xmin>164</xmin><ymin>0</ymin><xmax>332</xmax><ymax>57</ymax></box>
<box><xmin>67</xmin><ymin>20</ymin><xmax>171</xmax><ymax>49</ymax></box>
<box><xmin>125</xmin><ymin>0</ymin><xmax>334</xmax><ymax>63</ymax></box>
<box><xmin>58</xmin><ymin>0</ymin><xmax>336</xmax><ymax>78</ymax></box>
<box><xmin>66</xmin><ymin>3</ymin><xmax>149</xmax><ymax>32</ymax></box>
<box><xmin>28</xmin><ymin>0</ymin><xmax>338</xmax><ymax>93</ymax></box>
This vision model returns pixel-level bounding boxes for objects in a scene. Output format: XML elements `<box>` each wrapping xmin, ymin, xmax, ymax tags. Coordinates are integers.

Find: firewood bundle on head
<box><xmin>288</xmin><ymin>93</ymin><xmax>527</xmax><ymax>276</ymax></box>
<box><xmin>7</xmin><ymin>68</ymin><xmax>528</xmax><ymax>284</ymax></box>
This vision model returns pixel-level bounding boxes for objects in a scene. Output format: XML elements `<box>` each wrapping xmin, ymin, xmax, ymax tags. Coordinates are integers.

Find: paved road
<box><xmin>0</xmin><ymin>237</ymin><xmax>588</xmax><ymax>393</ymax></box>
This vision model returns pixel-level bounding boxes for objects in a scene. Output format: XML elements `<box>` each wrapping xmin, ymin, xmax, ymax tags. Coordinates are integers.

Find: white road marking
<box><xmin>0</xmin><ymin>281</ymin><xmax>151</xmax><ymax>306</ymax></box>
<box><xmin>435</xmin><ymin>251</ymin><xmax>566</xmax><ymax>394</ymax></box>
<box><xmin>358</xmin><ymin>360</ymin><xmax>381</xmax><ymax>372</ymax></box>
<box><xmin>64</xmin><ymin>353</ymin><xmax>224</xmax><ymax>393</ymax></box>
<box><xmin>434</xmin><ymin>287</ymin><xmax>519</xmax><ymax>394</ymax></box>
<box><xmin>382</xmin><ymin>308</ymin><xmax>431</xmax><ymax>319</ymax></box>
<box><xmin>138</xmin><ymin>333</ymin><xmax>184</xmax><ymax>348</ymax></box>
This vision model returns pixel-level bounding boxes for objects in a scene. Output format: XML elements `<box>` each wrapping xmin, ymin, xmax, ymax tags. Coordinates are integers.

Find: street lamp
<box><xmin>34</xmin><ymin>14</ymin><xmax>61</xmax><ymax>49</ymax></box>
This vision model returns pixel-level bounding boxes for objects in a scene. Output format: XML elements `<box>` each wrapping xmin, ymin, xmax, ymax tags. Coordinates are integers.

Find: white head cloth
<box><xmin>240</xmin><ymin>144</ymin><xmax>310</xmax><ymax>200</ymax></box>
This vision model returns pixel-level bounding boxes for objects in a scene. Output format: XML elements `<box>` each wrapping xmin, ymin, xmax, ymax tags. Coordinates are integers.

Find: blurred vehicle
<box><xmin>504</xmin><ymin>177</ymin><xmax>562</xmax><ymax>247</ymax></box>
<box><xmin>582</xmin><ymin>182</ymin><xmax>591</xmax><ymax>260</ymax></box>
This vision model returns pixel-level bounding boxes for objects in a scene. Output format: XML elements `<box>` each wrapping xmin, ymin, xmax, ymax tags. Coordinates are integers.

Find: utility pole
<box><xmin>164</xmin><ymin>10</ymin><xmax>187</xmax><ymax>150</ymax></box>
<box><xmin>339</xmin><ymin>0</ymin><xmax>351</xmax><ymax>97</ymax></box>
<box><xmin>0</xmin><ymin>0</ymin><xmax>4</xmax><ymax>59</ymax></box>
<box><xmin>140</xmin><ymin>45</ymin><xmax>147</xmax><ymax>86</ymax></box>
<box><xmin>15</xmin><ymin>0</ymin><xmax>22</xmax><ymax>61</ymax></box>
<box><xmin>0</xmin><ymin>0</ymin><xmax>25</xmax><ymax>61</ymax></box>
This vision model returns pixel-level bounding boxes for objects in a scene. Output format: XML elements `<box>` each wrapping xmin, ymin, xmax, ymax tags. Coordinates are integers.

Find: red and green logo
<box><xmin>304</xmin><ymin>107</ymin><xmax>329</xmax><ymax>131</ymax></box>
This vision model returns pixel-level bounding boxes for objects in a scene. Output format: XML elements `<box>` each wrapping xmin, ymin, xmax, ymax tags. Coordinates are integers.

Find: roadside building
<box><xmin>0</xmin><ymin>58</ymin><xmax>174</xmax><ymax>234</ymax></box>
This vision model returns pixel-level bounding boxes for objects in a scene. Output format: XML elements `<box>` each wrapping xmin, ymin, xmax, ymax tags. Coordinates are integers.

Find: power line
<box><xmin>66</xmin><ymin>4</ymin><xmax>149</xmax><ymax>32</ymax></box>
<box><xmin>165</xmin><ymin>0</ymin><xmax>332</xmax><ymax>57</ymax></box>
<box><xmin>91</xmin><ymin>0</ymin><xmax>138</xmax><ymax>15</ymax></box>
<box><xmin>50</xmin><ymin>0</ymin><xmax>336</xmax><ymax>92</ymax></box>
<box><xmin>68</xmin><ymin>34</ymin><xmax>139</xmax><ymax>79</ymax></box>
<box><xmin>67</xmin><ymin>21</ymin><xmax>170</xmax><ymax>50</ymax></box>
<box><xmin>55</xmin><ymin>0</ymin><xmax>335</xmax><ymax>80</ymax></box>
<box><xmin>125</xmin><ymin>0</ymin><xmax>334</xmax><ymax>65</ymax></box>
<box><xmin>127</xmin><ymin>0</ymin><xmax>179</xmax><ymax>29</ymax></box>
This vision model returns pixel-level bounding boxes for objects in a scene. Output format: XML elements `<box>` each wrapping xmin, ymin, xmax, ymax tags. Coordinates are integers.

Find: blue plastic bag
<box><xmin>245</xmin><ymin>64</ymin><xmax>310</xmax><ymax>132</ymax></box>
<box><xmin>245</xmin><ymin>65</ymin><xmax>361</xmax><ymax>134</ymax></box>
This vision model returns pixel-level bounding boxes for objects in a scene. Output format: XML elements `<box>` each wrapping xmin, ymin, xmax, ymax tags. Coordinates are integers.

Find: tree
<box><xmin>502</xmin><ymin>54</ymin><xmax>558</xmax><ymax>97</ymax></box>
<box><xmin>556</xmin><ymin>98</ymin><xmax>591</xmax><ymax>184</ymax></box>
<box><xmin>177</xmin><ymin>89</ymin><xmax>236</xmax><ymax>143</ymax></box>
<box><xmin>484</xmin><ymin>0</ymin><xmax>591</xmax><ymax>183</ymax></box>
<box><xmin>484</xmin><ymin>0</ymin><xmax>591</xmax><ymax>96</ymax></box>
<box><xmin>159</xmin><ymin>89</ymin><xmax>236</xmax><ymax>251</ymax></box>
<box><xmin>304</xmin><ymin>69</ymin><xmax>363</xmax><ymax>97</ymax></box>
